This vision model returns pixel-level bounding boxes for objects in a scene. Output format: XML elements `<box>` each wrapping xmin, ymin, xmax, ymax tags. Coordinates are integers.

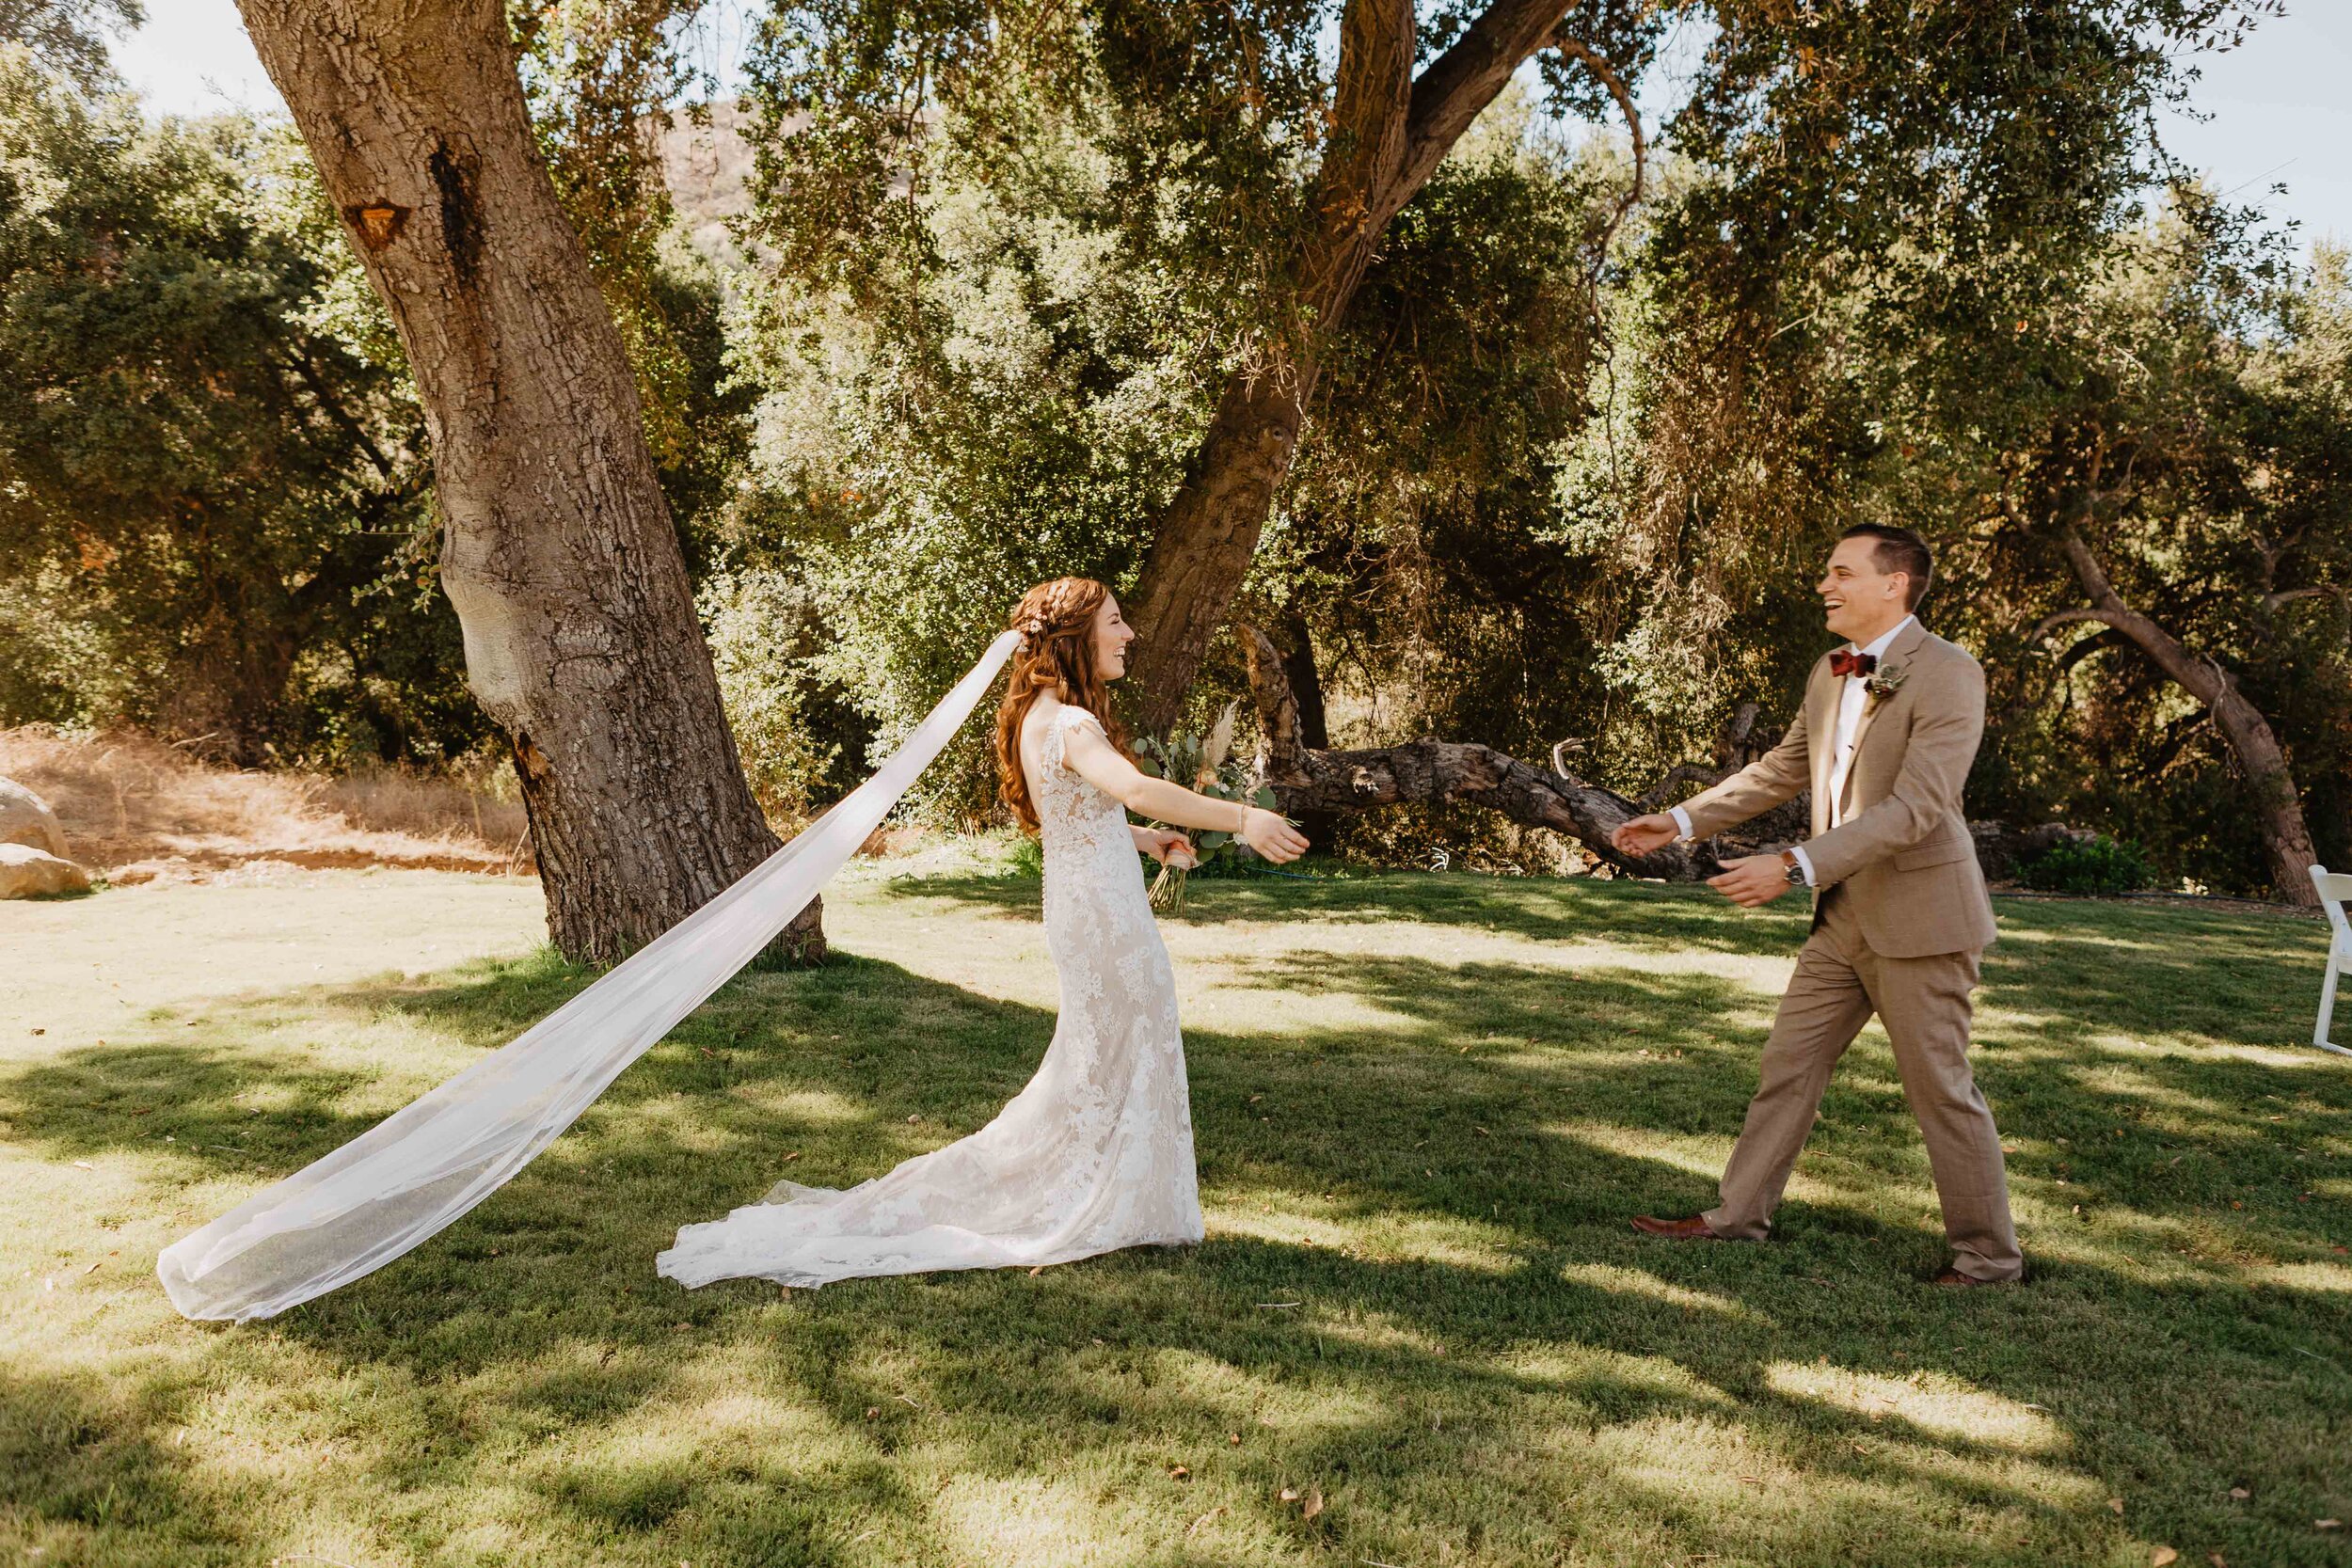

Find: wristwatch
<box><xmin>1779</xmin><ymin>849</ymin><xmax>1805</xmax><ymax>887</ymax></box>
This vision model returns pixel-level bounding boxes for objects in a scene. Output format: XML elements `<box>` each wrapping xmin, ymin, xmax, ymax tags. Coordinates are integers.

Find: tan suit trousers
<box><xmin>1703</xmin><ymin>888</ymin><xmax>2023</xmax><ymax>1281</ymax></box>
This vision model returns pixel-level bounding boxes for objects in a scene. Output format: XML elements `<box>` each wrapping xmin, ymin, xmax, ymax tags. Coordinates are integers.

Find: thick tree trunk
<box><xmin>1235</xmin><ymin>618</ymin><xmax>1336</xmax><ymax>845</ymax></box>
<box><xmin>1124</xmin><ymin>371</ymin><xmax>1313</xmax><ymax>730</ymax></box>
<box><xmin>234</xmin><ymin>0</ymin><xmax>817</xmax><ymax>963</ymax></box>
<box><xmin>1236</xmin><ymin>623</ymin><xmax>1311</xmax><ymax>784</ymax></box>
<box><xmin>1277</xmin><ymin>610</ymin><xmax>1330</xmax><ymax>751</ymax></box>
<box><xmin>1124</xmin><ymin>0</ymin><xmax>1606</xmax><ymax>731</ymax></box>
<box><xmin>2048</xmin><ymin>528</ymin><xmax>2318</xmax><ymax>907</ymax></box>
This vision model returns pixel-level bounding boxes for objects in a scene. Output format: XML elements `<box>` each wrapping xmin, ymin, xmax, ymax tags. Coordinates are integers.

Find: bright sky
<box><xmin>114</xmin><ymin>0</ymin><xmax>2352</xmax><ymax>254</ymax></box>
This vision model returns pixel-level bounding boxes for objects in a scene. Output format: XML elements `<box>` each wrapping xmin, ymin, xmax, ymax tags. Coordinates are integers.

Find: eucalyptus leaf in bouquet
<box><xmin>1134</xmin><ymin>701</ymin><xmax>1288</xmax><ymax>912</ymax></box>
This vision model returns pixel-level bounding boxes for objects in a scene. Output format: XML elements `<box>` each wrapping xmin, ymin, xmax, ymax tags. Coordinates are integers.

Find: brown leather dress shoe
<box><xmin>1630</xmin><ymin>1214</ymin><xmax>1719</xmax><ymax>1240</ymax></box>
<box><xmin>1931</xmin><ymin>1268</ymin><xmax>2018</xmax><ymax>1287</ymax></box>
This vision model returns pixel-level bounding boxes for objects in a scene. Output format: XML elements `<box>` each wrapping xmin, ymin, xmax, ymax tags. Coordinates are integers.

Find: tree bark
<box><xmin>1273</xmin><ymin>736</ymin><xmax>1715</xmax><ymax>879</ymax></box>
<box><xmin>1232</xmin><ymin>627</ymin><xmax>2081</xmax><ymax>891</ymax></box>
<box><xmin>2049</xmin><ymin>527</ymin><xmax>2318</xmax><ymax>907</ymax></box>
<box><xmin>1123</xmin><ymin>0</ymin><xmax>1609</xmax><ymax>731</ymax></box>
<box><xmin>235</xmin><ymin>0</ymin><xmax>817</xmax><ymax>962</ymax></box>
<box><xmin>1277</xmin><ymin>610</ymin><xmax>1330</xmax><ymax>751</ymax></box>
<box><xmin>1236</xmin><ymin>623</ymin><xmax>1311</xmax><ymax>784</ymax></box>
<box><xmin>1234</xmin><ymin>622</ymin><xmax>1709</xmax><ymax>879</ymax></box>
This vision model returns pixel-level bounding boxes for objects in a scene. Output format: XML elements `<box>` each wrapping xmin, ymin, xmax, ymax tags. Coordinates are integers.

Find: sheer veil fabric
<box><xmin>157</xmin><ymin>632</ymin><xmax>1023</xmax><ymax>1323</ymax></box>
<box><xmin>654</xmin><ymin>700</ymin><xmax>1202</xmax><ymax>1290</ymax></box>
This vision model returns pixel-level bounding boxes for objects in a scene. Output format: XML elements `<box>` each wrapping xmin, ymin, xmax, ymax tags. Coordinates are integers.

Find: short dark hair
<box><xmin>1839</xmin><ymin>523</ymin><xmax>1933</xmax><ymax>610</ymax></box>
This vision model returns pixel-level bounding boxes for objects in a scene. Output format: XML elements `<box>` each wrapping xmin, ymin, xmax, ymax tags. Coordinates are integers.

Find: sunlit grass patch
<box><xmin>1557</xmin><ymin>1261</ymin><xmax>1760</xmax><ymax>1320</ymax></box>
<box><xmin>1764</xmin><ymin>1359</ymin><xmax>2070</xmax><ymax>1453</ymax></box>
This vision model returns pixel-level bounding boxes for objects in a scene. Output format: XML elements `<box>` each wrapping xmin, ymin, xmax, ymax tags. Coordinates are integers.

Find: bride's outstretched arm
<box><xmin>1063</xmin><ymin>719</ymin><xmax>1309</xmax><ymax>863</ymax></box>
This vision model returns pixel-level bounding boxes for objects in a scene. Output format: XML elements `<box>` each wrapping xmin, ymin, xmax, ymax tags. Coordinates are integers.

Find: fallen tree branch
<box><xmin>1231</xmin><ymin>637</ymin><xmax>2115</xmax><ymax>888</ymax></box>
<box><xmin>1235</xmin><ymin>626</ymin><xmax>1733</xmax><ymax>878</ymax></box>
<box><xmin>1273</xmin><ymin>735</ymin><xmax>1715</xmax><ymax>879</ymax></box>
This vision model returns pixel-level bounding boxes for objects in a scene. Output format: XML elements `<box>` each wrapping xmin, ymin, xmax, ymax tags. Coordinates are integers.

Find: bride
<box><xmin>654</xmin><ymin>578</ymin><xmax>1310</xmax><ymax>1291</ymax></box>
<box><xmin>156</xmin><ymin>577</ymin><xmax>1295</xmax><ymax>1320</ymax></box>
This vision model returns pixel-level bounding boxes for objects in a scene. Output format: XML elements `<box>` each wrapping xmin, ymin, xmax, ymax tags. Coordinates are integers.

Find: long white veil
<box><xmin>157</xmin><ymin>631</ymin><xmax>1022</xmax><ymax>1323</ymax></box>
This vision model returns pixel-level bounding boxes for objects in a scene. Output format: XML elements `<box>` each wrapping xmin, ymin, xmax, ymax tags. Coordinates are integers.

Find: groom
<box><xmin>1613</xmin><ymin>524</ymin><xmax>2023</xmax><ymax>1285</ymax></box>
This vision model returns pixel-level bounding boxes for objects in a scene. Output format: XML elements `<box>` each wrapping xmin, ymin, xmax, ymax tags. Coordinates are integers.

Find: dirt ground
<box><xmin>0</xmin><ymin>727</ymin><xmax>531</xmax><ymax>885</ymax></box>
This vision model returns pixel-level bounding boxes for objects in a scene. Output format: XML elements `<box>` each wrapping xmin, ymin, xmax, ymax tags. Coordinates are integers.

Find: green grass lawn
<box><xmin>3</xmin><ymin>858</ymin><xmax>2347</xmax><ymax>1568</ymax></box>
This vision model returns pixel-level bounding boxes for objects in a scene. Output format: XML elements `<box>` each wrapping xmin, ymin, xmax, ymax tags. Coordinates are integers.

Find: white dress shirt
<box><xmin>1671</xmin><ymin>615</ymin><xmax>1915</xmax><ymax>886</ymax></box>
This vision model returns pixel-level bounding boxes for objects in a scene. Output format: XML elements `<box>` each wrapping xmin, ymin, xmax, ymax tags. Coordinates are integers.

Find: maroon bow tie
<box><xmin>1829</xmin><ymin>650</ymin><xmax>1878</xmax><ymax>679</ymax></box>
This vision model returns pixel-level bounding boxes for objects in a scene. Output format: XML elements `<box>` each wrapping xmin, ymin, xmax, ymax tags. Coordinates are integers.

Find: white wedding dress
<box><xmin>655</xmin><ymin>701</ymin><xmax>1204</xmax><ymax>1290</ymax></box>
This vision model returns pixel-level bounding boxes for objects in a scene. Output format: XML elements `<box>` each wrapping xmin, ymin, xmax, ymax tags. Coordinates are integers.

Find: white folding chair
<box><xmin>2314</xmin><ymin>864</ymin><xmax>2352</xmax><ymax>1057</ymax></box>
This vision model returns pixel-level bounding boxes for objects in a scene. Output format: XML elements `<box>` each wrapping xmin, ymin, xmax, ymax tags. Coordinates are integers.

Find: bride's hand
<box><xmin>1142</xmin><ymin>830</ymin><xmax>1196</xmax><ymax>867</ymax></box>
<box><xmin>1239</xmin><ymin>806</ymin><xmax>1309</xmax><ymax>865</ymax></box>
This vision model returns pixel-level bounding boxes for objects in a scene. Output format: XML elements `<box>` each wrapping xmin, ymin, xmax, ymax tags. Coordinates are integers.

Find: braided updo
<box><xmin>993</xmin><ymin>578</ymin><xmax>1134</xmax><ymax>832</ymax></box>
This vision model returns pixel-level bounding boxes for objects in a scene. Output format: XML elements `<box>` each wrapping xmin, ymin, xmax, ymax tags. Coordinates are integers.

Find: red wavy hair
<box><xmin>993</xmin><ymin>578</ymin><xmax>1133</xmax><ymax>833</ymax></box>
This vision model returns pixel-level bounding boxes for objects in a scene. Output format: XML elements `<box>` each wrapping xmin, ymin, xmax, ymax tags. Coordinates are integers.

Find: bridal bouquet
<box><xmin>1135</xmin><ymin>701</ymin><xmax>1281</xmax><ymax>912</ymax></box>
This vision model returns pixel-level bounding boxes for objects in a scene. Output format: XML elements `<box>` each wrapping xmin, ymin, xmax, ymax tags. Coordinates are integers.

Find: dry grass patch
<box><xmin>0</xmin><ymin>725</ymin><xmax>531</xmax><ymax>880</ymax></box>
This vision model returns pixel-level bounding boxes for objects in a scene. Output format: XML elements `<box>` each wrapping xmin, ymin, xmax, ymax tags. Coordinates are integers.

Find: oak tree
<box><xmin>232</xmin><ymin>0</ymin><xmax>811</xmax><ymax>962</ymax></box>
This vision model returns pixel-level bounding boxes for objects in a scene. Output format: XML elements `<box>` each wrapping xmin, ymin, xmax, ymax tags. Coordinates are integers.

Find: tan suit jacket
<box><xmin>1679</xmin><ymin>619</ymin><xmax>1997</xmax><ymax>958</ymax></box>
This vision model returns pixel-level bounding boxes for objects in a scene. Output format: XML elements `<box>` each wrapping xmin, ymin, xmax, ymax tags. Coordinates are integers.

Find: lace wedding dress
<box><xmin>161</xmin><ymin>634</ymin><xmax>1025</xmax><ymax>1323</ymax></box>
<box><xmin>655</xmin><ymin>702</ymin><xmax>1204</xmax><ymax>1290</ymax></box>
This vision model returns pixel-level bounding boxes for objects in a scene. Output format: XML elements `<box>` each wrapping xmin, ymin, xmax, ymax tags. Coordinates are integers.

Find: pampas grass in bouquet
<box><xmin>1135</xmin><ymin>702</ymin><xmax>1286</xmax><ymax>912</ymax></box>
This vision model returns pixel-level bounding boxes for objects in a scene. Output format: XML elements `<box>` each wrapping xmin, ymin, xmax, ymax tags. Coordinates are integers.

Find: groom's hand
<box><xmin>1708</xmin><ymin>854</ymin><xmax>1794</xmax><ymax>908</ymax></box>
<box><xmin>1612</xmin><ymin>814</ymin><xmax>1681</xmax><ymax>857</ymax></box>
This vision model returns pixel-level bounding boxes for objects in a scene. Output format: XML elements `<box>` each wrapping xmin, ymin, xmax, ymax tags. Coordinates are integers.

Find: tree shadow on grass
<box><xmin>0</xmin><ymin>1366</ymin><xmax>253</xmax><ymax>1565</ymax></box>
<box><xmin>1218</xmin><ymin>944</ymin><xmax>2352</xmax><ymax>1237</ymax></box>
<box><xmin>890</xmin><ymin>865</ymin><xmax>1818</xmax><ymax>958</ymax></box>
<box><xmin>1979</xmin><ymin>929</ymin><xmax>2331</xmax><ymax>1053</ymax></box>
<box><xmin>891</xmin><ymin>866</ymin><xmax>2334</xmax><ymax>982</ymax></box>
<box><xmin>5</xmin><ymin>900</ymin><xmax>2348</xmax><ymax>1566</ymax></box>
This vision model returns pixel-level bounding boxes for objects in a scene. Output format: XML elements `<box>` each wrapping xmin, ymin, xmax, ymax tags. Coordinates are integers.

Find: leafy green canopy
<box><xmin>716</xmin><ymin>1</ymin><xmax>2278</xmax><ymax>837</ymax></box>
<box><xmin>742</xmin><ymin>0</ymin><xmax>1346</xmax><ymax>333</ymax></box>
<box><xmin>0</xmin><ymin>47</ymin><xmax>470</xmax><ymax>765</ymax></box>
<box><xmin>1600</xmin><ymin>0</ymin><xmax>2277</xmax><ymax>613</ymax></box>
<box><xmin>0</xmin><ymin>12</ymin><xmax>757</xmax><ymax>771</ymax></box>
<box><xmin>1263</xmin><ymin>98</ymin><xmax>1625</xmax><ymax>751</ymax></box>
<box><xmin>715</xmin><ymin>104</ymin><xmax>1210</xmax><ymax>813</ymax></box>
<box><xmin>0</xmin><ymin>0</ymin><xmax>139</xmax><ymax>90</ymax></box>
<box><xmin>715</xmin><ymin>7</ymin><xmax>1645</xmax><ymax>810</ymax></box>
<box><xmin>1566</xmin><ymin>0</ymin><xmax>2344</xmax><ymax>894</ymax></box>
<box><xmin>1947</xmin><ymin>217</ymin><xmax>2352</xmax><ymax>892</ymax></box>
<box><xmin>715</xmin><ymin>3</ymin><xmax>1661</xmax><ymax>806</ymax></box>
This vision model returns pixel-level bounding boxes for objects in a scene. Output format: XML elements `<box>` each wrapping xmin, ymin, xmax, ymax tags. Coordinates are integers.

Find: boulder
<box><xmin>0</xmin><ymin>842</ymin><xmax>91</xmax><ymax>898</ymax></box>
<box><xmin>0</xmin><ymin>776</ymin><xmax>68</xmax><ymax>857</ymax></box>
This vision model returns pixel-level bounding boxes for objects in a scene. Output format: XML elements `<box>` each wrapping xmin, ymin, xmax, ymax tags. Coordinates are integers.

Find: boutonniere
<box><xmin>1863</xmin><ymin>662</ymin><xmax>1909</xmax><ymax>707</ymax></box>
